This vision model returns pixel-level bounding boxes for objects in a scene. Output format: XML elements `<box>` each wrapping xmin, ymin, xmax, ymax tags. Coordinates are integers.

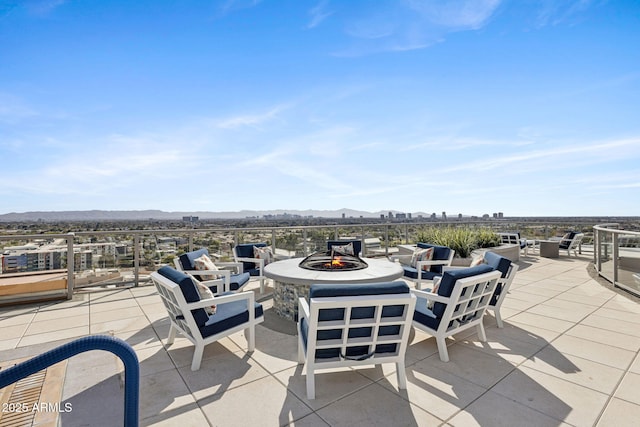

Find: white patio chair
<box><xmin>412</xmin><ymin>265</ymin><xmax>501</xmax><ymax>362</ymax></box>
<box><xmin>297</xmin><ymin>281</ymin><xmax>416</xmax><ymax>399</ymax></box>
<box><xmin>151</xmin><ymin>266</ymin><xmax>263</xmax><ymax>370</ymax></box>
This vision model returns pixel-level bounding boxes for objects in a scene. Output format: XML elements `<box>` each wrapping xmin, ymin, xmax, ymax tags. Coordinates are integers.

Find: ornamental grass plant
<box><xmin>416</xmin><ymin>227</ymin><xmax>501</xmax><ymax>258</ymax></box>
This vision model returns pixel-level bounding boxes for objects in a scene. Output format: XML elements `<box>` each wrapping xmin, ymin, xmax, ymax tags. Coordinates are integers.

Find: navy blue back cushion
<box><xmin>417</xmin><ymin>243</ymin><xmax>452</xmax><ymax>274</ymax></box>
<box><xmin>432</xmin><ymin>264</ymin><xmax>494</xmax><ymax>319</ymax></box>
<box><xmin>235</xmin><ymin>243</ymin><xmax>267</xmax><ymax>258</ymax></box>
<box><xmin>309</xmin><ymin>282</ymin><xmax>409</xmax><ymax>298</ymax></box>
<box><xmin>327</xmin><ymin>240</ymin><xmax>362</xmax><ymax>255</ymax></box>
<box><xmin>559</xmin><ymin>231</ymin><xmax>577</xmax><ymax>249</ymax></box>
<box><xmin>235</xmin><ymin>243</ymin><xmax>267</xmax><ymax>273</ymax></box>
<box><xmin>482</xmin><ymin>251</ymin><xmax>511</xmax><ymax>278</ymax></box>
<box><xmin>310</xmin><ymin>281</ymin><xmax>410</xmax><ymax>324</ymax></box>
<box><xmin>178</xmin><ymin>248</ymin><xmax>209</xmax><ymax>271</ymax></box>
<box><xmin>157</xmin><ymin>266</ymin><xmax>209</xmax><ymax>327</ymax></box>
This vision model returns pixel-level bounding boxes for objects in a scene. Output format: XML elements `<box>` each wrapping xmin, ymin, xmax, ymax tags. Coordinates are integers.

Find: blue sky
<box><xmin>1</xmin><ymin>0</ymin><xmax>639</xmax><ymax>217</ymax></box>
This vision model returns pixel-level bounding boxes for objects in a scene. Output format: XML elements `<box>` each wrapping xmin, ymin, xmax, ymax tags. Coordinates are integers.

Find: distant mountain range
<box><xmin>0</xmin><ymin>209</ymin><xmax>429</xmax><ymax>222</ymax></box>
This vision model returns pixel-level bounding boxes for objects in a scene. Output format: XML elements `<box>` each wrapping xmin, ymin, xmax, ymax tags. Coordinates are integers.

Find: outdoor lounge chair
<box><xmin>327</xmin><ymin>240</ymin><xmax>363</xmax><ymax>257</ymax></box>
<box><xmin>411</xmin><ymin>265</ymin><xmax>501</xmax><ymax>362</ymax></box>
<box><xmin>551</xmin><ymin>232</ymin><xmax>585</xmax><ymax>257</ymax></box>
<box><xmin>297</xmin><ymin>281</ymin><xmax>416</xmax><ymax>399</ymax></box>
<box><xmin>151</xmin><ymin>266</ymin><xmax>263</xmax><ymax>370</ymax></box>
<box><xmin>175</xmin><ymin>248</ymin><xmax>250</xmax><ymax>294</ymax></box>
<box><xmin>498</xmin><ymin>232</ymin><xmax>529</xmax><ymax>256</ymax></box>
<box><xmin>391</xmin><ymin>243</ymin><xmax>455</xmax><ymax>290</ymax></box>
<box><xmin>233</xmin><ymin>243</ymin><xmax>270</xmax><ymax>293</ymax></box>
<box><xmin>481</xmin><ymin>251</ymin><xmax>519</xmax><ymax>328</ymax></box>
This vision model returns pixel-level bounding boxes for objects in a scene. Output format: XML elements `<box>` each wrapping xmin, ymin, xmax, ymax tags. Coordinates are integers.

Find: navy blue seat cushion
<box><xmin>413</xmin><ymin>296</ymin><xmax>441</xmax><ymax>330</ymax></box>
<box><xmin>230</xmin><ymin>272</ymin><xmax>251</xmax><ymax>290</ymax></box>
<box><xmin>416</xmin><ymin>243</ymin><xmax>452</xmax><ymax>274</ymax></box>
<box><xmin>206</xmin><ymin>271</ymin><xmax>249</xmax><ymax>294</ymax></box>
<box><xmin>327</xmin><ymin>240</ymin><xmax>362</xmax><ymax>255</ymax></box>
<box><xmin>431</xmin><ymin>264</ymin><xmax>494</xmax><ymax>319</ymax></box>
<box><xmin>402</xmin><ymin>266</ymin><xmax>439</xmax><ymax>280</ymax></box>
<box><xmin>157</xmin><ymin>266</ymin><xmax>209</xmax><ymax>327</ymax></box>
<box><xmin>200</xmin><ymin>292</ymin><xmax>263</xmax><ymax>339</ymax></box>
<box><xmin>482</xmin><ymin>251</ymin><xmax>512</xmax><ymax>305</ymax></box>
<box><xmin>559</xmin><ymin>231</ymin><xmax>576</xmax><ymax>249</ymax></box>
<box><xmin>235</xmin><ymin>243</ymin><xmax>267</xmax><ymax>275</ymax></box>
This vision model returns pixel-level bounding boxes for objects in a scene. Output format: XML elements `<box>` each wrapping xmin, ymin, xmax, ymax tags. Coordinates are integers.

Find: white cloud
<box><xmin>407</xmin><ymin>0</ymin><xmax>502</xmax><ymax>30</ymax></box>
<box><xmin>215</xmin><ymin>104</ymin><xmax>289</xmax><ymax>129</ymax></box>
<box><xmin>307</xmin><ymin>0</ymin><xmax>334</xmax><ymax>29</ymax></box>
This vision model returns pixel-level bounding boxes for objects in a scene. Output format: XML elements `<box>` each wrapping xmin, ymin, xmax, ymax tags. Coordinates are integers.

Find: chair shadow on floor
<box><xmin>403</xmin><ymin>318</ymin><xmax>579</xmax><ymax>425</ymax></box>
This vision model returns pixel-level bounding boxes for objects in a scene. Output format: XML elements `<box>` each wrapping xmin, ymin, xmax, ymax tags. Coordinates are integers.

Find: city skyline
<box><xmin>1</xmin><ymin>1</ymin><xmax>639</xmax><ymax>216</ymax></box>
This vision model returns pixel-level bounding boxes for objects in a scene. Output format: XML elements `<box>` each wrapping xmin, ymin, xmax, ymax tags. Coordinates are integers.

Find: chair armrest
<box><xmin>298</xmin><ymin>297</ymin><xmax>310</xmax><ymax>323</ymax></box>
<box><xmin>214</xmin><ymin>262</ymin><xmax>243</xmax><ymax>272</ymax></box>
<box><xmin>416</xmin><ymin>259</ymin><xmax>450</xmax><ymax>271</ymax></box>
<box><xmin>186</xmin><ymin>290</ymin><xmax>254</xmax><ymax>311</ymax></box>
<box><xmin>236</xmin><ymin>257</ymin><xmax>265</xmax><ymax>272</ymax></box>
<box><xmin>410</xmin><ymin>289</ymin><xmax>451</xmax><ymax>304</ymax></box>
<box><xmin>389</xmin><ymin>254</ymin><xmax>411</xmax><ymax>265</ymax></box>
<box><xmin>183</xmin><ymin>269</ymin><xmax>230</xmax><ymax>282</ymax></box>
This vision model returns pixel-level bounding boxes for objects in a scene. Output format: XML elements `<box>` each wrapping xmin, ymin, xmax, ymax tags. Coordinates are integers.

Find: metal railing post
<box><xmin>66</xmin><ymin>233</ymin><xmax>75</xmax><ymax>299</ymax></box>
<box><xmin>303</xmin><ymin>228</ymin><xmax>308</xmax><ymax>256</ymax></box>
<box><xmin>134</xmin><ymin>235</ymin><xmax>140</xmax><ymax>287</ymax></box>
<box><xmin>613</xmin><ymin>232</ymin><xmax>619</xmax><ymax>284</ymax></box>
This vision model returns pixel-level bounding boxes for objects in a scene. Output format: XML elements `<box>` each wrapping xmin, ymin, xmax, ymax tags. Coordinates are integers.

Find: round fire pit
<box><xmin>264</xmin><ymin>257</ymin><xmax>404</xmax><ymax>321</ymax></box>
<box><xmin>298</xmin><ymin>250</ymin><xmax>368</xmax><ymax>271</ymax></box>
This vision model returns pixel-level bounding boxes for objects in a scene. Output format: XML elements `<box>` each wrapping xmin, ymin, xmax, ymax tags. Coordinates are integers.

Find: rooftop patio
<box><xmin>1</xmin><ymin>251</ymin><xmax>639</xmax><ymax>426</ymax></box>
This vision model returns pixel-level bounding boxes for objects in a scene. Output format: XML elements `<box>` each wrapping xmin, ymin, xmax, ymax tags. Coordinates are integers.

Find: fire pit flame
<box><xmin>299</xmin><ymin>251</ymin><xmax>368</xmax><ymax>271</ymax></box>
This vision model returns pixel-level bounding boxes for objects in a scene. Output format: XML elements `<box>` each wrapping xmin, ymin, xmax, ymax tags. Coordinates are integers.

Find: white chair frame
<box><xmin>297</xmin><ymin>292</ymin><xmax>416</xmax><ymax>400</ymax></box>
<box><xmin>391</xmin><ymin>249</ymin><xmax>455</xmax><ymax>290</ymax></box>
<box><xmin>232</xmin><ymin>246</ymin><xmax>266</xmax><ymax>294</ymax></box>
<box><xmin>550</xmin><ymin>233</ymin><xmax>585</xmax><ymax>257</ymax></box>
<box><xmin>173</xmin><ymin>257</ymin><xmax>246</xmax><ymax>294</ymax></box>
<box><xmin>151</xmin><ymin>271</ymin><xmax>263</xmax><ymax>371</ymax></box>
<box><xmin>412</xmin><ymin>270</ymin><xmax>501</xmax><ymax>362</ymax></box>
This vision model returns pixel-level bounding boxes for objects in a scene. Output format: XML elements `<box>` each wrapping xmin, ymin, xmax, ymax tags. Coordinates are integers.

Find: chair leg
<box><xmin>396</xmin><ymin>361</ymin><xmax>407</xmax><ymax>390</ymax></box>
<box><xmin>191</xmin><ymin>344</ymin><xmax>205</xmax><ymax>371</ymax></box>
<box><xmin>259</xmin><ymin>277</ymin><xmax>265</xmax><ymax>294</ymax></box>
<box><xmin>297</xmin><ymin>336</ymin><xmax>305</xmax><ymax>364</ymax></box>
<box><xmin>494</xmin><ymin>309</ymin><xmax>504</xmax><ymax>328</ymax></box>
<box><xmin>246</xmin><ymin>325</ymin><xmax>255</xmax><ymax>352</ymax></box>
<box><xmin>477</xmin><ymin>323</ymin><xmax>487</xmax><ymax>342</ymax></box>
<box><xmin>436</xmin><ymin>336</ymin><xmax>449</xmax><ymax>362</ymax></box>
<box><xmin>306</xmin><ymin>366</ymin><xmax>316</xmax><ymax>400</ymax></box>
<box><xmin>167</xmin><ymin>324</ymin><xmax>177</xmax><ymax>345</ymax></box>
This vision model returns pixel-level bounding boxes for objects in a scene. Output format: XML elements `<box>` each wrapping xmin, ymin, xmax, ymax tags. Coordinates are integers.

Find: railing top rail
<box><xmin>594</xmin><ymin>223</ymin><xmax>640</xmax><ymax>236</ymax></box>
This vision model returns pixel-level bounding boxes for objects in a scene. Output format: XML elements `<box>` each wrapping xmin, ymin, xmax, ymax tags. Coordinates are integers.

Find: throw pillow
<box><xmin>193</xmin><ymin>254</ymin><xmax>219</xmax><ymax>271</ymax></box>
<box><xmin>253</xmin><ymin>245</ymin><xmax>274</xmax><ymax>268</ymax></box>
<box><xmin>470</xmin><ymin>253</ymin><xmax>485</xmax><ymax>267</ymax></box>
<box><xmin>192</xmin><ymin>277</ymin><xmax>217</xmax><ymax>315</ymax></box>
<box><xmin>331</xmin><ymin>242</ymin><xmax>354</xmax><ymax>256</ymax></box>
<box><xmin>411</xmin><ymin>247</ymin><xmax>434</xmax><ymax>271</ymax></box>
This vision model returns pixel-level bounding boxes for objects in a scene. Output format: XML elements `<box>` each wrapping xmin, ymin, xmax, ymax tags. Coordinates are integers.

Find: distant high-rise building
<box><xmin>407</xmin><ymin>213</ymin><xmax>412</xmax><ymax>219</ymax></box>
<box><xmin>380</xmin><ymin>214</ymin><xmax>385</xmax><ymax>220</ymax></box>
<box><xmin>498</xmin><ymin>212</ymin><xmax>504</xmax><ymax>219</ymax></box>
<box><xmin>388</xmin><ymin>211</ymin><xmax>394</xmax><ymax>219</ymax></box>
<box><xmin>442</xmin><ymin>211</ymin><xmax>447</xmax><ymax>220</ymax></box>
<box><xmin>182</xmin><ymin>216</ymin><xmax>199</xmax><ymax>222</ymax></box>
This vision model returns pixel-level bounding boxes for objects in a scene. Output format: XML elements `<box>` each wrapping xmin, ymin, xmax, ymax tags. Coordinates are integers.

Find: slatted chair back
<box><xmin>412</xmin><ymin>265</ymin><xmax>502</xmax><ymax>362</ymax></box>
<box><xmin>298</xmin><ymin>281</ymin><xmax>416</xmax><ymax>399</ymax></box>
<box><xmin>151</xmin><ymin>266</ymin><xmax>263</xmax><ymax>370</ymax></box>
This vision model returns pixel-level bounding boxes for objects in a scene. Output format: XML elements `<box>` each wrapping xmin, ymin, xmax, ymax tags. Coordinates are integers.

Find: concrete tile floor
<box><xmin>1</xmin><ymin>253</ymin><xmax>639</xmax><ymax>426</ymax></box>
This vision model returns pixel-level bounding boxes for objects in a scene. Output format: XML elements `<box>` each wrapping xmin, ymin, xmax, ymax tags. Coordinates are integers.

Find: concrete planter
<box><xmin>471</xmin><ymin>244</ymin><xmax>520</xmax><ymax>262</ymax></box>
<box><xmin>451</xmin><ymin>257</ymin><xmax>472</xmax><ymax>267</ymax></box>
